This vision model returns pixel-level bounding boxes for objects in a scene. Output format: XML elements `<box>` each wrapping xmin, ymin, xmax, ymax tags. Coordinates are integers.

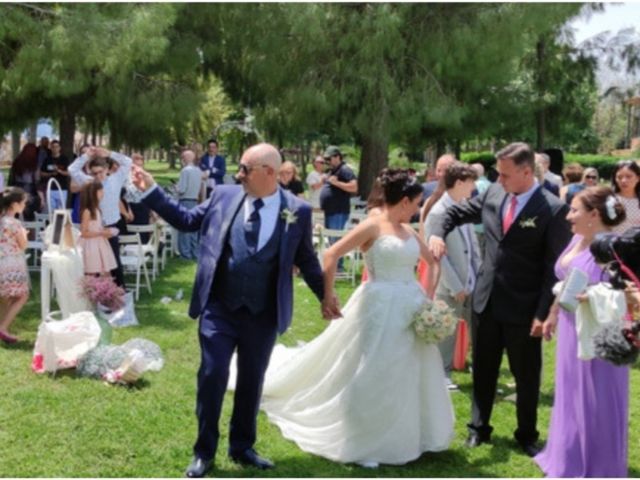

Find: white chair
<box><xmin>119</xmin><ymin>233</ymin><xmax>152</xmax><ymax>300</ymax></box>
<box><xmin>317</xmin><ymin>227</ymin><xmax>359</xmax><ymax>285</ymax></box>
<box><xmin>23</xmin><ymin>220</ymin><xmax>46</xmax><ymax>271</ymax></box>
<box><xmin>125</xmin><ymin>224</ymin><xmax>160</xmax><ymax>280</ymax></box>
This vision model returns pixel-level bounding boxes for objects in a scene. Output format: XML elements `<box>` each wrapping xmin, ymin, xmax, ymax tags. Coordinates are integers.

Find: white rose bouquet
<box><xmin>412</xmin><ymin>299</ymin><xmax>458</xmax><ymax>344</ymax></box>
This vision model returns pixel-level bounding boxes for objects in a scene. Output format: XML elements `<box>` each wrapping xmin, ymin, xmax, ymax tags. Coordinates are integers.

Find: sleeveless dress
<box><xmin>534</xmin><ymin>234</ymin><xmax>629</xmax><ymax>477</ymax></box>
<box><xmin>258</xmin><ymin>235</ymin><xmax>455</xmax><ymax>465</ymax></box>
<box><xmin>77</xmin><ymin>210</ymin><xmax>117</xmax><ymax>274</ymax></box>
<box><xmin>0</xmin><ymin>216</ymin><xmax>29</xmax><ymax>298</ymax></box>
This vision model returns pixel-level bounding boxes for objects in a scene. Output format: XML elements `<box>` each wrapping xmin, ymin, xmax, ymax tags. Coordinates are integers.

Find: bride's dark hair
<box><xmin>378</xmin><ymin>168</ymin><xmax>423</xmax><ymax>206</ymax></box>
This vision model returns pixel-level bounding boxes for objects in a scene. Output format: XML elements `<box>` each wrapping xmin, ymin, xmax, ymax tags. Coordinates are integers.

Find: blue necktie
<box><xmin>245</xmin><ymin>198</ymin><xmax>264</xmax><ymax>254</ymax></box>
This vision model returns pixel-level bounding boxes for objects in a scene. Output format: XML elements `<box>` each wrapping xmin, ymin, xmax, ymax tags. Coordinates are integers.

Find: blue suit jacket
<box><xmin>143</xmin><ymin>185</ymin><xmax>324</xmax><ymax>334</ymax></box>
<box><xmin>199</xmin><ymin>154</ymin><xmax>226</xmax><ymax>185</ymax></box>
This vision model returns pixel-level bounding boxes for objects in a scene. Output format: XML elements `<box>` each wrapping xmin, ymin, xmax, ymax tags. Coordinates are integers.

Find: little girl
<box><xmin>0</xmin><ymin>187</ymin><xmax>30</xmax><ymax>344</ymax></box>
<box><xmin>78</xmin><ymin>182</ymin><xmax>117</xmax><ymax>276</ymax></box>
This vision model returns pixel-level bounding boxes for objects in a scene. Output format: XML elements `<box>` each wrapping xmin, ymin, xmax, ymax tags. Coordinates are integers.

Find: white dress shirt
<box><xmin>69</xmin><ymin>152</ymin><xmax>132</xmax><ymax>226</ymax></box>
<box><xmin>244</xmin><ymin>190</ymin><xmax>281</xmax><ymax>251</ymax></box>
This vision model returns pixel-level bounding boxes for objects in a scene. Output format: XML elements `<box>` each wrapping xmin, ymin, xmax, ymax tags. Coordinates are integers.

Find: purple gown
<box><xmin>535</xmin><ymin>235</ymin><xmax>629</xmax><ymax>477</ymax></box>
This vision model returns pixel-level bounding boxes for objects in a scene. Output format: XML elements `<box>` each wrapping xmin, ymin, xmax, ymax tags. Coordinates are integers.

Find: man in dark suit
<box><xmin>428</xmin><ymin>142</ymin><xmax>571</xmax><ymax>457</ymax></box>
<box><xmin>199</xmin><ymin>139</ymin><xmax>226</xmax><ymax>197</ymax></box>
<box><xmin>132</xmin><ymin>143</ymin><xmax>340</xmax><ymax>477</ymax></box>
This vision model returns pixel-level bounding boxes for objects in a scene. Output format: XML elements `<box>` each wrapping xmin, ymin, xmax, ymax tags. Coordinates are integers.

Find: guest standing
<box><xmin>176</xmin><ymin>149</ymin><xmax>203</xmax><ymax>260</ymax></box>
<box><xmin>278</xmin><ymin>161</ymin><xmax>304</xmax><ymax>198</ymax></box>
<box><xmin>8</xmin><ymin>143</ymin><xmax>40</xmax><ymax>219</ymax></box>
<box><xmin>77</xmin><ymin>182</ymin><xmax>117</xmax><ymax>276</ymax></box>
<box><xmin>611</xmin><ymin>160</ymin><xmax>640</xmax><ymax>234</ymax></box>
<box><xmin>424</xmin><ymin>163</ymin><xmax>481</xmax><ymax>390</ymax></box>
<box><xmin>428</xmin><ymin>142</ymin><xmax>571</xmax><ymax>456</ymax></box>
<box><xmin>199</xmin><ymin>139</ymin><xmax>226</xmax><ymax>197</ymax></box>
<box><xmin>0</xmin><ymin>187</ymin><xmax>29</xmax><ymax>344</ymax></box>
<box><xmin>535</xmin><ymin>186</ymin><xmax>629</xmax><ymax>477</ymax></box>
<box><xmin>306</xmin><ymin>156</ymin><xmax>326</xmax><ymax>209</ymax></box>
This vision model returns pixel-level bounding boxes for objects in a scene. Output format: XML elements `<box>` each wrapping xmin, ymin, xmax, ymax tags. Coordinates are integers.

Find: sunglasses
<box><xmin>238</xmin><ymin>163</ymin><xmax>269</xmax><ymax>175</ymax></box>
<box><xmin>585</xmin><ymin>175</ymin><xmax>598</xmax><ymax>180</ymax></box>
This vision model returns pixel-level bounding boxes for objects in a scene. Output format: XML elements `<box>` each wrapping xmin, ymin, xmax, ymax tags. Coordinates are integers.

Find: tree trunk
<box><xmin>11</xmin><ymin>130</ymin><xmax>21</xmax><ymax>159</ymax></box>
<box><xmin>59</xmin><ymin>107</ymin><xmax>76</xmax><ymax>159</ymax></box>
<box><xmin>535</xmin><ymin>38</ymin><xmax>546</xmax><ymax>151</ymax></box>
<box><xmin>626</xmin><ymin>104</ymin><xmax>632</xmax><ymax>149</ymax></box>
<box><xmin>28</xmin><ymin>121</ymin><xmax>37</xmax><ymax>143</ymax></box>
<box><xmin>357</xmin><ymin>132</ymin><xmax>389</xmax><ymax>201</ymax></box>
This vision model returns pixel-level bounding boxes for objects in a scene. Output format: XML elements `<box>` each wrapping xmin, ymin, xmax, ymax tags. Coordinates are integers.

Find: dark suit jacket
<box><xmin>199</xmin><ymin>154</ymin><xmax>226</xmax><ymax>185</ymax></box>
<box><xmin>143</xmin><ymin>185</ymin><xmax>324</xmax><ymax>334</ymax></box>
<box><xmin>430</xmin><ymin>183</ymin><xmax>571</xmax><ymax>325</ymax></box>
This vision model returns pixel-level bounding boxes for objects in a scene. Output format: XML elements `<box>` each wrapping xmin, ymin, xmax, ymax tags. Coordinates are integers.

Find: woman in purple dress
<box><xmin>535</xmin><ymin>186</ymin><xmax>629</xmax><ymax>477</ymax></box>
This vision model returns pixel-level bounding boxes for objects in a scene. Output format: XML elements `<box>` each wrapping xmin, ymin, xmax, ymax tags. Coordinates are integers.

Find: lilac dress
<box><xmin>535</xmin><ymin>235</ymin><xmax>629</xmax><ymax>477</ymax></box>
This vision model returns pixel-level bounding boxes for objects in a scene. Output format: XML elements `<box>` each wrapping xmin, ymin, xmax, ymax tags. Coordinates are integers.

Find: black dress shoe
<box><xmin>230</xmin><ymin>449</ymin><xmax>274</xmax><ymax>469</ymax></box>
<box><xmin>465</xmin><ymin>432</ymin><xmax>490</xmax><ymax>448</ymax></box>
<box><xmin>185</xmin><ymin>457</ymin><xmax>213</xmax><ymax>478</ymax></box>
<box><xmin>520</xmin><ymin>442</ymin><xmax>542</xmax><ymax>457</ymax></box>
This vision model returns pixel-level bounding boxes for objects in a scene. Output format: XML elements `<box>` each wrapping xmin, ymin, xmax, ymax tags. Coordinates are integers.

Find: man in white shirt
<box><xmin>305</xmin><ymin>156</ymin><xmax>326</xmax><ymax>209</ymax></box>
<box><xmin>69</xmin><ymin>146</ymin><xmax>132</xmax><ymax>286</ymax></box>
<box><xmin>177</xmin><ymin>149</ymin><xmax>204</xmax><ymax>259</ymax></box>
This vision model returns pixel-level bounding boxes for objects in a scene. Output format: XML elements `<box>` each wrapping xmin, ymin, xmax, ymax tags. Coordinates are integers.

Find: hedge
<box><xmin>460</xmin><ymin>151</ymin><xmax>635</xmax><ymax>180</ymax></box>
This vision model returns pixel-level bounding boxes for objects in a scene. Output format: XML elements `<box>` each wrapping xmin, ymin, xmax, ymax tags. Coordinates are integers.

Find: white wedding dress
<box><xmin>260</xmin><ymin>234</ymin><xmax>455</xmax><ymax>466</ymax></box>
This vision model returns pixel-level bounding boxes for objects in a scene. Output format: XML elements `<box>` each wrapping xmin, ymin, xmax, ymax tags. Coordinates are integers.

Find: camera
<box><xmin>590</xmin><ymin>227</ymin><xmax>640</xmax><ymax>289</ymax></box>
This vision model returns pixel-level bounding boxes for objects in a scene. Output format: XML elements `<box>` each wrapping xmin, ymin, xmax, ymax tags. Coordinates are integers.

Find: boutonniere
<box><xmin>281</xmin><ymin>208</ymin><xmax>298</xmax><ymax>232</ymax></box>
<box><xmin>519</xmin><ymin>216</ymin><xmax>537</xmax><ymax>229</ymax></box>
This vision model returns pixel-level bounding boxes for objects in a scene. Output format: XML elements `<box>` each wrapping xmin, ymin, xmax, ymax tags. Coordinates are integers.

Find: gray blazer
<box><xmin>424</xmin><ymin>193</ymin><xmax>482</xmax><ymax>298</ymax></box>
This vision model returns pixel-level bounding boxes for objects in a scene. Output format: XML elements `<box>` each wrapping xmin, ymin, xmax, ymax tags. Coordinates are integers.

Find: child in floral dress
<box><xmin>0</xmin><ymin>187</ymin><xmax>29</xmax><ymax>344</ymax></box>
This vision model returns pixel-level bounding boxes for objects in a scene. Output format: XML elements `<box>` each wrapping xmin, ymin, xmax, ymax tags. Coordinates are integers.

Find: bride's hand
<box><xmin>428</xmin><ymin>235</ymin><xmax>447</xmax><ymax>260</ymax></box>
<box><xmin>321</xmin><ymin>292</ymin><xmax>342</xmax><ymax>320</ymax></box>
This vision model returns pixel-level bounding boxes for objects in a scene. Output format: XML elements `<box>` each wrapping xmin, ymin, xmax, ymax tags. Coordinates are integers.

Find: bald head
<box><xmin>470</xmin><ymin>163</ymin><xmax>485</xmax><ymax>177</ymax></box>
<box><xmin>243</xmin><ymin>143</ymin><xmax>282</xmax><ymax>170</ymax></box>
<box><xmin>435</xmin><ymin>154</ymin><xmax>457</xmax><ymax>180</ymax></box>
<box><xmin>181</xmin><ymin>149</ymin><xmax>196</xmax><ymax>166</ymax></box>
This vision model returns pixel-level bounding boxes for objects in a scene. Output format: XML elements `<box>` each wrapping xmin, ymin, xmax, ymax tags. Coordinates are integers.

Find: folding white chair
<box><xmin>318</xmin><ymin>227</ymin><xmax>359</xmax><ymax>285</ymax></box>
<box><xmin>119</xmin><ymin>233</ymin><xmax>152</xmax><ymax>300</ymax></box>
<box><xmin>23</xmin><ymin>220</ymin><xmax>46</xmax><ymax>271</ymax></box>
<box><xmin>125</xmin><ymin>224</ymin><xmax>160</xmax><ymax>280</ymax></box>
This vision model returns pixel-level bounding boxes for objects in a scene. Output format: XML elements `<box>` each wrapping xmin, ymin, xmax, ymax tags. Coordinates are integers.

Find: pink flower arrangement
<box><xmin>80</xmin><ymin>276</ymin><xmax>125</xmax><ymax>311</ymax></box>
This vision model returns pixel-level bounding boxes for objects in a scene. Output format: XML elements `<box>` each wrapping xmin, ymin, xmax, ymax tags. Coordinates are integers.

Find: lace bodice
<box><xmin>364</xmin><ymin>235</ymin><xmax>420</xmax><ymax>283</ymax></box>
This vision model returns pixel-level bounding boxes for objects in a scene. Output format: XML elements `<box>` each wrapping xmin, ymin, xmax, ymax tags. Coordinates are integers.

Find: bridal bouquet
<box><xmin>80</xmin><ymin>276</ymin><xmax>126</xmax><ymax>311</ymax></box>
<box><xmin>412</xmin><ymin>299</ymin><xmax>458</xmax><ymax>344</ymax></box>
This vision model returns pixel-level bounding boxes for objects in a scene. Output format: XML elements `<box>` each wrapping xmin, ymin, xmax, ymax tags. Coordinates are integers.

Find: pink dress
<box><xmin>0</xmin><ymin>216</ymin><xmax>29</xmax><ymax>298</ymax></box>
<box><xmin>78</xmin><ymin>210</ymin><xmax>117</xmax><ymax>274</ymax></box>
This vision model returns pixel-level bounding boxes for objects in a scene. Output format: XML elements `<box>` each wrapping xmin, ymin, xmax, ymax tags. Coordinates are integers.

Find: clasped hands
<box><xmin>322</xmin><ymin>292</ymin><xmax>342</xmax><ymax>320</ymax></box>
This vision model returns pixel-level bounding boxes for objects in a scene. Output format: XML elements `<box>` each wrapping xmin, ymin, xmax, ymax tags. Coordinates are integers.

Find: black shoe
<box><xmin>520</xmin><ymin>442</ymin><xmax>542</xmax><ymax>457</ymax></box>
<box><xmin>185</xmin><ymin>457</ymin><xmax>213</xmax><ymax>478</ymax></box>
<box><xmin>465</xmin><ymin>432</ymin><xmax>490</xmax><ymax>448</ymax></box>
<box><xmin>230</xmin><ymin>449</ymin><xmax>274</xmax><ymax>470</ymax></box>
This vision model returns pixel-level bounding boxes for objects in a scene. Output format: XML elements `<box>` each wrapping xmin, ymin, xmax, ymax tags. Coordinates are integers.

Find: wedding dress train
<box><xmin>258</xmin><ymin>235</ymin><xmax>455</xmax><ymax>465</ymax></box>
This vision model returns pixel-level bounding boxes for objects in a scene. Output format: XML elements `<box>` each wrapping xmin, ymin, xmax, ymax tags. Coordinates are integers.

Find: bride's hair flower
<box><xmin>412</xmin><ymin>300</ymin><xmax>458</xmax><ymax>344</ymax></box>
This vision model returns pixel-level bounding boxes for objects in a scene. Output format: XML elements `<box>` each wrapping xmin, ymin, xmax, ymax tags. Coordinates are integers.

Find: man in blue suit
<box><xmin>132</xmin><ymin>143</ymin><xmax>339</xmax><ymax>477</ymax></box>
<box><xmin>199</xmin><ymin>139</ymin><xmax>226</xmax><ymax>197</ymax></box>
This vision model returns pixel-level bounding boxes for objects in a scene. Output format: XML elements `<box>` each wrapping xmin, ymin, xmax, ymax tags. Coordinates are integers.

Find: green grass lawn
<box><xmin>1</xmin><ymin>161</ymin><xmax>638</xmax><ymax>477</ymax></box>
<box><xmin>2</xmin><ymin>257</ymin><xmax>639</xmax><ymax>477</ymax></box>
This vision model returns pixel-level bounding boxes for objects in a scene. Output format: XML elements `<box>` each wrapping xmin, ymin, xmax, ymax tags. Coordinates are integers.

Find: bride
<box><xmin>255</xmin><ymin>168</ymin><xmax>455</xmax><ymax>467</ymax></box>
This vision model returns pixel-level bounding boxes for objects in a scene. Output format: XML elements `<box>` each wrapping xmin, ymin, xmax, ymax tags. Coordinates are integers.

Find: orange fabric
<box><xmin>417</xmin><ymin>259</ymin><xmax>429</xmax><ymax>293</ymax></box>
<box><xmin>453</xmin><ymin>319</ymin><xmax>469</xmax><ymax>370</ymax></box>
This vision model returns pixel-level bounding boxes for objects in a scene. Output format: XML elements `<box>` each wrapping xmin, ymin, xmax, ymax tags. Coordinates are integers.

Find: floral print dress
<box><xmin>0</xmin><ymin>215</ymin><xmax>29</xmax><ymax>298</ymax></box>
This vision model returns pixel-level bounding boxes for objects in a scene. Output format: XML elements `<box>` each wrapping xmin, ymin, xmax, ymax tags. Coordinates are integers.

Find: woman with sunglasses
<box><xmin>611</xmin><ymin>160</ymin><xmax>640</xmax><ymax>234</ymax></box>
<box><xmin>582</xmin><ymin>167</ymin><xmax>599</xmax><ymax>187</ymax></box>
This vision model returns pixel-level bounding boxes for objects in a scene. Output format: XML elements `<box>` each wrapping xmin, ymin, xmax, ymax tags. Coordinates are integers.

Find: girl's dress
<box><xmin>0</xmin><ymin>216</ymin><xmax>29</xmax><ymax>298</ymax></box>
<box><xmin>77</xmin><ymin>210</ymin><xmax>117</xmax><ymax>274</ymax></box>
<box><xmin>534</xmin><ymin>234</ymin><xmax>629</xmax><ymax>477</ymax></box>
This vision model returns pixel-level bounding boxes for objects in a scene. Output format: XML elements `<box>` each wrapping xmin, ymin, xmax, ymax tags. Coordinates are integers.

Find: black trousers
<box><xmin>468</xmin><ymin>300</ymin><xmax>542</xmax><ymax>445</ymax></box>
<box><xmin>106</xmin><ymin>223</ymin><xmax>125</xmax><ymax>287</ymax></box>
